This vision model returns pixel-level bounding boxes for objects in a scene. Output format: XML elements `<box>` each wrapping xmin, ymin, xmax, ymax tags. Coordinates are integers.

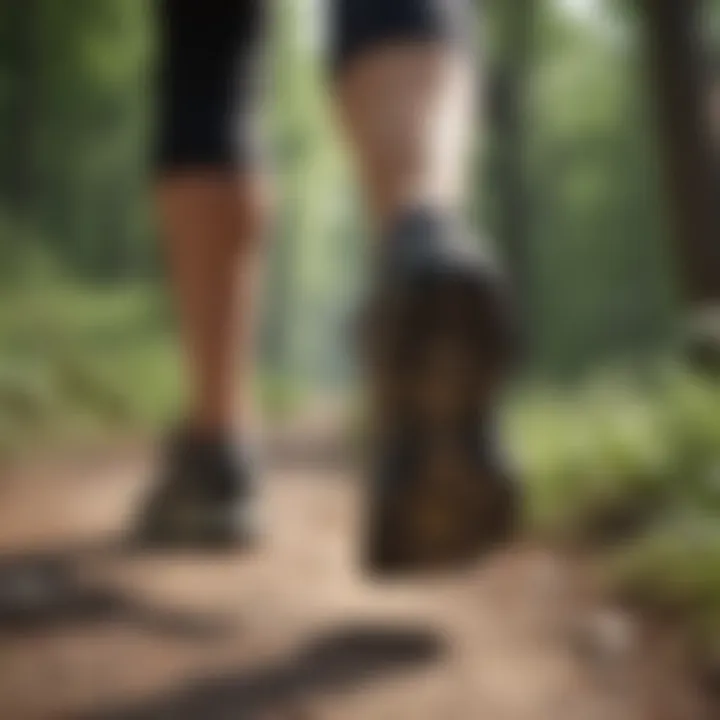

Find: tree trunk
<box><xmin>640</xmin><ymin>0</ymin><xmax>720</xmax><ymax>305</ymax></box>
<box><xmin>485</xmin><ymin>0</ymin><xmax>534</xmax><ymax>341</ymax></box>
<box><xmin>6</xmin><ymin>0</ymin><xmax>40</xmax><ymax>222</ymax></box>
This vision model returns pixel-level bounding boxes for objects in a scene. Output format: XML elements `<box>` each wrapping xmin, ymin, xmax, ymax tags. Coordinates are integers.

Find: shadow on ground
<box><xmin>78</xmin><ymin>622</ymin><xmax>445</xmax><ymax>720</ymax></box>
<box><xmin>0</xmin><ymin>541</ymin><xmax>232</xmax><ymax>640</ymax></box>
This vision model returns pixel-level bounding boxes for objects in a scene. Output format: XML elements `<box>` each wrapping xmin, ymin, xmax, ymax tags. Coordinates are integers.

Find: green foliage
<box><xmin>0</xmin><ymin>0</ymin><xmax>153</xmax><ymax>279</ymax></box>
<box><xmin>517</xmin><ymin>367</ymin><xmax>720</xmax><ymax>650</ymax></box>
<box><xmin>523</xmin><ymin>0</ymin><xmax>677</xmax><ymax>376</ymax></box>
<box><xmin>519</xmin><ymin>367</ymin><xmax>720</xmax><ymax>535</ymax></box>
<box><xmin>0</xmin><ymin>283</ymin><xmax>180</xmax><ymax>456</ymax></box>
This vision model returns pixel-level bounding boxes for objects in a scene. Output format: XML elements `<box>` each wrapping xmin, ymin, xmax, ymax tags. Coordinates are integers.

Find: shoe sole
<box><xmin>365</xmin><ymin>266</ymin><xmax>519</xmax><ymax>575</ymax></box>
<box><xmin>135</xmin><ymin>498</ymin><xmax>261</xmax><ymax>552</ymax></box>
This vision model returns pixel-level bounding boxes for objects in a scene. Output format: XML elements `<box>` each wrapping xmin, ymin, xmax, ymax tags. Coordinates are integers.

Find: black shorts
<box><xmin>156</xmin><ymin>0</ymin><xmax>473</xmax><ymax>170</ymax></box>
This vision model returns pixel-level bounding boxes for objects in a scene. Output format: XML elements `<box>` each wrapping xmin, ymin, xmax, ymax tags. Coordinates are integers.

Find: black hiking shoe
<box><xmin>363</xmin><ymin>208</ymin><xmax>520</xmax><ymax>574</ymax></box>
<box><xmin>135</xmin><ymin>430</ymin><xmax>260</xmax><ymax>549</ymax></box>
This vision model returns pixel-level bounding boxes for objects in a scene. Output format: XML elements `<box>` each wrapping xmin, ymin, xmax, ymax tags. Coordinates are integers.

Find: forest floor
<box><xmin>0</xmin><ymin>437</ymin><xmax>714</xmax><ymax>720</ymax></box>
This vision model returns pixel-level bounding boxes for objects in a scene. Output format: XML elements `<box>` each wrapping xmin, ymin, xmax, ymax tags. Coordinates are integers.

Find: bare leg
<box><xmin>158</xmin><ymin>172</ymin><xmax>271</xmax><ymax>435</ymax></box>
<box><xmin>335</xmin><ymin>44</ymin><xmax>474</xmax><ymax>229</ymax></box>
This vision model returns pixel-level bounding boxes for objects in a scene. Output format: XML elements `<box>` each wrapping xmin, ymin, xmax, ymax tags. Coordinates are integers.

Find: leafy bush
<box><xmin>515</xmin><ymin>366</ymin><xmax>720</xmax><ymax>650</ymax></box>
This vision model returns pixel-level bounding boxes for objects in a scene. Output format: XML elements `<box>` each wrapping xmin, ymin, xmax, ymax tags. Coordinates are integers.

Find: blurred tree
<box><xmin>639</xmin><ymin>0</ymin><xmax>720</xmax><ymax>305</ymax></box>
<box><xmin>0</xmin><ymin>0</ymin><xmax>151</xmax><ymax>279</ymax></box>
<box><xmin>2</xmin><ymin>0</ymin><xmax>40</xmax><ymax>221</ymax></box>
<box><xmin>525</xmin><ymin>0</ymin><xmax>675</xmax><ymax>375</ymax></box>
<box><xmin>484</xmin><ymin>0</ymin><xmax>535</xmax><ymax>350</ymax></box>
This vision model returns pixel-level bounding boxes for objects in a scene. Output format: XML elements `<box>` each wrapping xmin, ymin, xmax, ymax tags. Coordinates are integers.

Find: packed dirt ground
<box><xmin>0</xmin><ymin>444</ymin><xmax>713</xmax><ymax>719</ymax></box>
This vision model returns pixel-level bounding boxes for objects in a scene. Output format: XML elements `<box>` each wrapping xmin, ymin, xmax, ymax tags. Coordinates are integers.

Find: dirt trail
<box><xmin>0</xmin><ymin>448</ymin><xmax>707</xmax><ymax>719</ymax></box>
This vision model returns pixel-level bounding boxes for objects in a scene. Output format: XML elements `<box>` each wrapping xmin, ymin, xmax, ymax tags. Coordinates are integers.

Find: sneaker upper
<box><xmin>156</xmin><ymin>429</ymin><xmax>258</xmax><ymax>503</ymax></box>
<box><xmin>135</xmin><ymin>428</ymin><xmax>260</xmax><ymax>547</ymax></box>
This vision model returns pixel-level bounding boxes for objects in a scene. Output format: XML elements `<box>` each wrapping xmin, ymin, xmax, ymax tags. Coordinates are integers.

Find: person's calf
<box><xmin>335</xmin><ymin>45</ymin><xmax>475</xmax><ymax>229</ymax></box>
<box><xmin>157</xmin><ymin>172</ymin><xmax>273</xmax><ymax>437</ymax></box>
